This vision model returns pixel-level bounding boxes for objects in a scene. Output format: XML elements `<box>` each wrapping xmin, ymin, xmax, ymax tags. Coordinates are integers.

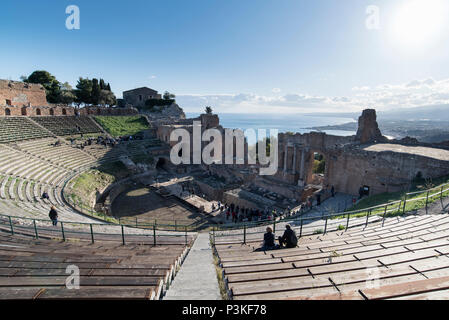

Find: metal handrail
<box><xmin>210</xmin><ymin>182</ymin><xmax>449</xmax><ymax>244</ymax></box>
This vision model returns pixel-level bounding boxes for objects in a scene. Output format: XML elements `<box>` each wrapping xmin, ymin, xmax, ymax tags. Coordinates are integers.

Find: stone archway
<box><xmin>36</xmin><ymin>108</ymin><xmax>41</xmax><ymax>116</ymax></box>
<box><xmin>21</xmin><ymin>107</ymin><xmax>27</xmax><ymax>116</ymax></box>
<box><xmin>5</xmin><ymin>108</ymin><xmax>11</xmax><ymax>116</ymax></box>
<box><xmin>156</xmin><ymin>157</ymin><xmax>167</xmax><ymax>170</ymax></box>
<box><xmin>62</xmin><ymin>108</ymin><xmax>67</xmax><ymax>115</ymax></box>
<box><xmin>305</xmin><ymin>150</ymin><xmax>328</xmax><ymax>186</ymax></box>
<box><xmin>49</xmin><ymin>108</ymin><xmax>54</xmax><ymax>116</ymax></box>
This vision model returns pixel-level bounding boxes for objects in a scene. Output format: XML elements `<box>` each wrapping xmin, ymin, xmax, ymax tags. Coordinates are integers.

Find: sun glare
<box><xmin>389</xmin><ymin>0</ymin><xmax>449</xmax><ymax>49</ymax></box>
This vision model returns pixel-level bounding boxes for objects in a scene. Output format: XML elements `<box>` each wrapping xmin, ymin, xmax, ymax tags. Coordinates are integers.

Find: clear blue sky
<box><xmin>1</xmin><ymin>0</ymin><xmax>449</xmax><ymax>113</ymax></box>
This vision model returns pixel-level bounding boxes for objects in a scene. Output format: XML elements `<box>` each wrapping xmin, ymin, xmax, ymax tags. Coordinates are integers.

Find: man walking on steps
<box><xmin>49</xmin><ymin>206</ymin><xmax>58</xmax><ymax>226</ymax></box>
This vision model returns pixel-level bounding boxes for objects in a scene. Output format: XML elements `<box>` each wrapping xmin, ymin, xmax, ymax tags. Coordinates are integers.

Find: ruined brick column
<box><xmin>283</xmin><ymin>144</ymin><xmax>288</xmax><ymax>173</ymax></box>
<box><xmin>292</xmin><ymin>145</ymin><xmax>297</xmax><ymax>174</ymax></box>
<box><xmin>300</xmin><ymin>148</ymin><xmax>306</xmax><ymax>180</ymax></box>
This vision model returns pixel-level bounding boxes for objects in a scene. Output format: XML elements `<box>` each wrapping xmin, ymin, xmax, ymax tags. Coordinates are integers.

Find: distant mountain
<box><xmin>377</xmin><ymin>105</ymin><xmax>449</xmax><ymax>121</ymax></box>
<box><xmin>304</xmin><ymin>104</ymin><xmax>449</xmax><ymax>122</ymax></box>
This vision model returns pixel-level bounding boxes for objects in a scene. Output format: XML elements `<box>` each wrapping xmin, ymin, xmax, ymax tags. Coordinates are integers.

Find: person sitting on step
<box><xmin>278</xmin><ymin>224</ymin><xmax>298</xmax><ymax>249</ymax></box>
<box><xmin>255</xmin><ymin>227</ymin><xmax>278</xmax><ymax>251</ymax></box>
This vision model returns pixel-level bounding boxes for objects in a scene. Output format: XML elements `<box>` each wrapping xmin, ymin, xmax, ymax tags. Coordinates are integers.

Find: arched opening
<box><xmin>156</xmin><ymin>158</ymin><xmax>167</xmax><ymax>170</ymax></box>
<box><xmin>62</xmin><ymin>108</ymin><xmax>67</xmax><ymax>115</ymax></box>
<box><xmin>312</xmin><ymin>152</ymin><xmax>326</xmax><ymax>174</ymax></box>
<box><xmin>36</xmin><ymin>108</ymin><xmax>41</xmax><ymax>116</ymax></box>
<box><xmin>49</xmin><ymin>108</ymin><xmax>54</xmax><ymax>116</ymax></box>
<box><xmin>307</xmin><ymin>151</ymin><xmax>326</xmax><ymax>186</ymax></box>
<box><xmin>21</xmin><ymin>107</ymin><xmax>27</xmax><ymax>116</ymax></box>
<box><xmin>5</xmin><ymin>108</ymin><xmax>11</xmax><ymax>116</ymax></box>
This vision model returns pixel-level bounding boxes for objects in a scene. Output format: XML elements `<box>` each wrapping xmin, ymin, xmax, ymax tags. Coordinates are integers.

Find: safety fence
<box><xmin>0</xmin><ymin>212</ymin><xmax>194</xmax><ymax>246</ymax></box>
<box><xmin>211</xmin><ymin>182</ymin><xmax>449</xmax><ymax>244</ymax></box>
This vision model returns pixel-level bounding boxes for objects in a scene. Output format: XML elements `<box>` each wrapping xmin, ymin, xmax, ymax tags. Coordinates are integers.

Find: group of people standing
<box><xmin>219</xmin><ymin>203</ymin><xmax>298</xmax><ymax>224</ymax></box>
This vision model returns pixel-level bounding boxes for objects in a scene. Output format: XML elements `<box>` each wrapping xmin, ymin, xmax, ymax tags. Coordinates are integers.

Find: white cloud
<box><xmin>176</xmin><ymin>77</ymin><xmax>449</xmax><ymax>114</ymax></box>
<box><xmin>272</xmin><ymin>88</ymin><xmax>281</xmax><ymax>93</ymax></box>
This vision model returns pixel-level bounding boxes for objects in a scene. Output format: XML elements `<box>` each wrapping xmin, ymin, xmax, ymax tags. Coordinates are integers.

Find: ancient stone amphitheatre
<box><xmin>0</xmin><ymin>80</ymin><xmax>449</xmax><ymax>301</ymax></box>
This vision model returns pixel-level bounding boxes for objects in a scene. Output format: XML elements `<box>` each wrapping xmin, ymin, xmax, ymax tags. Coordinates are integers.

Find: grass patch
<box><xmin>130</xmin><ymin>154</ymin><xmax>154</xmax><ymax>165</ymax></box>
<box><xmin>211</xmin><ymin>241</ymin><xmax>229</xmax><ymax>300</ymax></box>
<box><xmin>97</xmin><ymin>161</ymin><xmax>131</xmax><ymax>180</ymax></box>
<box><xmin>314</xmin><ymin>229</ymin><xmax>323</xmax><ymax>234</ymax></box>
<box><xmin>94</xmin><ymin>116</ymin><xmax>150</xmax><ymax>137</ymax></box>
<box><xmin>334</xmin><ymin>174</ymin><xmax>449</xmax><ymax>220</ymax></box>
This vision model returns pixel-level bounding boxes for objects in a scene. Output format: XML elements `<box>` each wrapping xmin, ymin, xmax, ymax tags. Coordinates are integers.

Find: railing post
<box><xmin>175</xmin><ymin>220</ymin><xmax>177</xmax><ymax>232</ymax></box>
<box><xmin>425</xmin><ymin>191</ymin><xmax>430</xmax><ymax>215</ymax></box>
<box><xmin>153</xmin><ymin>224</ymin><xmax>156</xmax><ymax>246</ymax></box>
<box><xmin>402</xmin><ymin>194</ymin><xmax>407</xmax><ymax>214</ymax></box>
<box><xmin>121</xmin><ymin>225</ymin><xmax>125</xmax><ymax>245</ymax></box>
<box><xmin>273</xmin><ymin>220</ymin><xmax>276</xmax><ymax>234</ymax></box>
<box><xmin>90</xmin><ymin>224</ymin><xmax>94</xmax><ymax>244</ymax></box>
<box><xmin>212</xmin><ymin>227</ymin><xmax>215</xmax><ymax>245</ymax></box>
<box><xmin>382</xmin><ymin>205</ymin><xmax>387</xmax><ymax>227</ymax></box>
<box><xmin>346</xmin><ymin>213</ymin><xmax>350</xmax><ymax>230</ymax></box>
<box><xmin>135</xmin><ymin>217</ymin><xmax>138</xmax><ymax>228</ymax></box>
<box><xmin>365</xmin><ymin>210</ymin><xmax>371</xmax><ymax>228</ymax></box>
<box><xmin>185</xmin><ymin>226</ymin><xmax>188</xmax><ymax>245</ymax></box>
<box><xmin>243</xmin><ymin>224</ymin><xmax>247</xmax><ymax>244</ymax></box>
<box><xmin>324</xmin><ymin>217</ymin><xmax>328</xmax><ymax>234</ymax></box>
<box><xmin>300</xmin><ymin>219</ymin><xmax>303</xmax><ymax>238</ymax></box>
<box><xmin>33</xmin><ymin>219</ymin><xmax>38</xmax><ymax>239</ymax></box>
<box><xmin>441</xmin><ymin>186</ymin><xmax>444</xmax><ymax>209</ymax></box>
<box><xmin>61</xmin><ymin>222</ymin><xmax>66</xmax><ymax>242</ymax></box>
<box><xmin>9</xmin><ymin>216</ymin><xmax>14</xmax><ymax>235</ymax></box>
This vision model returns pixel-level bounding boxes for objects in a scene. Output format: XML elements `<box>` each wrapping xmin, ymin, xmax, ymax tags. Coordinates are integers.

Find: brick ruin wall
<box><xmin>0</xmin><ymin>80</ymin><xmax>138</xmax><ymax>117</ymax></box>
<box><xmin>0</xmin><ymin>105</ymin><xmax>138</xmax><ymax>117</ymax></box>
<box><xmin>0</xmin><ymin>80</ymin><xmax>48</xmax><ymax>107</ymax></box>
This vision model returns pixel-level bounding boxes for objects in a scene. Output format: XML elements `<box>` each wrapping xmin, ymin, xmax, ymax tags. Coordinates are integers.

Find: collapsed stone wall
<box><xmin>0</xmin><ymin>80</ymin><xmax>48</xmax><ymax>107</ymax></box>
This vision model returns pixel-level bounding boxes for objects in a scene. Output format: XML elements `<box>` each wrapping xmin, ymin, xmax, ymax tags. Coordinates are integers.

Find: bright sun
<box><xmin>389</xmin><ymin>0</ymin><xmax>449</xmax><ymax>49</ymax></box>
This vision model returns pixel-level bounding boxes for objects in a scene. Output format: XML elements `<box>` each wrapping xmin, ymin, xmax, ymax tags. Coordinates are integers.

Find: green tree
<box><xmin>91</xmin><ymin>78</ymin><xmax>101</xmax><ymax>105</ymax></box>
<box><xmin>99</xmin><ymin>90</ymin><xmax>116</xmax><ymax>106</ymax></box>
<box><xmin>75</xmin><ymin>77</ymin><xmax>93</xmax><ymax>105</ymax></box>
<box><xmin>99</xmin><ymin>79</ymin><xmax>106</xmax><ymax>90</ymax></box>
<box><xmin>163</xmin><ymin>91</ymin><xmax>176</xmax><ymax>100</ymax></box>
<box><xmin>23</xmin><ymin>70</ymin><xmax>61</xmax><ymax>104</ymax></box>
<box><xmin>59</xmin><ymin>82</ymin><xmax>76</xmax><ymax>105</ymax></box>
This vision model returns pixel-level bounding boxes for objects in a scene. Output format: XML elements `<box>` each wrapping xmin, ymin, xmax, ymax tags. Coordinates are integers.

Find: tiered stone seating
<box><xmin>215</xmin><ymin>213</ymin><xmax>449</xmax><ymax>300</ymax></box>
<box><xmin>31</xmin><ymin>116</ymin><xmax>102</xmax><ymax>136</ymax></box>
<box><xmin>0</xmin><ymin>117</ymin><xmax>53</xmax><ymax>143</ymax></box>
<box><xmin>0</xmin><ymin>232</ymin><xmax>190</xmax><ymax>300</ymax></box>
<box><xmin>82</xmin><ymin>139</ymin><xmax>159</xmax><ymax>163</ymax></box>
<box><xmin>0</xmin><ymin>144</ymin><xmax>70</xmax><ymax>186</ymax></box>
<box><xmin>16</xmin><ymin>138</ymin><xmax>96</xmax><ymax>170</ymax></box>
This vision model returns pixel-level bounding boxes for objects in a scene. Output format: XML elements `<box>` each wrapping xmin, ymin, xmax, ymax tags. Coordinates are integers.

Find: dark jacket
<box><xmin>264</xmin><ymin>232</ymin><xmax>275</xmax><ymax>248</ymax></box>
<box><xmin>49</xmin><ymin>209</ymin><xmax>58</xmax><ymax>220</ymax></box>
<box><xmin>280</xmin><ymin>228</ymin><xmax>298</xmax><ymax>248</ymax></box>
